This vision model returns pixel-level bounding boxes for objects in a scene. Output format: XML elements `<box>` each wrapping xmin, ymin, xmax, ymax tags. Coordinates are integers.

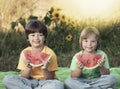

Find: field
<box><xmin>0</xmin><ymin>2</ymin><xmax>120</xmax><ymax>71</ymax></box>
<box><xmin>0</xmin><ymin>18</ymin><xmax>120</xmax><ymax>71</ymax></box>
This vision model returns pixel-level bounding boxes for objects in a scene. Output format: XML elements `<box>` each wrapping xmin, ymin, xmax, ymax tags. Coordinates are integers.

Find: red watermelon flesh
<box><xmin>24</xmin><ymin>50</ymin><xmax>51</xmax><ymax>67</ymax></box>
<box><xmin>76</xmin><ymin>54</ymin><xmax>103</xmax><ymax>69</ymax></box>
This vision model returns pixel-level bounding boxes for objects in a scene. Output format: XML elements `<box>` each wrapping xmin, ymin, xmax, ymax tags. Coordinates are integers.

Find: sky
<box><xmin>29</xmin><ymin>0</ymin><xmax>120</xmax><ymax>21</ymax></box>
<box><xmin>52</xmin><ymin>0</ymin><xmax>120</xmax><ymax>20</ymax></box>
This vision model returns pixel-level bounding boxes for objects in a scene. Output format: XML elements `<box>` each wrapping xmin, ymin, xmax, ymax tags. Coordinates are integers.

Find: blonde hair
<box><xmin>79</xmin><ymin>27</ymin><xmax>100</xmax><ymax>50</ymax></box>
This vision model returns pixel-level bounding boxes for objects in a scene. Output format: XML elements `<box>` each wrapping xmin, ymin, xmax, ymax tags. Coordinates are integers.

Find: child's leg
<box><xmin>64</xmin><ymin>77</ymin><xmax>101</xmax><ymax>89</ymax></box>
<box><xmin>35</xmin><ymin>80</ymin><xmax>64</xmax><ymax>89</ymax></box>
<box><xmin>3</xmin><ymin>74</ymin><xmax>38</xmax><ymax>89</ymax></box>
<box><xmin>90</xmin><ymin>75</ymin><xmax>116</xmax><ymax>89</ymax></box>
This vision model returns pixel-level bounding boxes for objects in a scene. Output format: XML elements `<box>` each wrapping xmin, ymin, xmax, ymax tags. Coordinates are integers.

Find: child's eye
<box><xmin>39</xmin><ymin>34</ymin><xmax>44</xmax><ymax>36</ymax></box>
<box><xmin>83</xmin><ymin>40</ymin><xmax>88</xmax><ymax>42</ymax></box>
<box><xmin>91</xmin><ymin>40</ymin><xmax>96</xmax><ymax>42</ymax></box>
<box><xmin>31</xmin><ymin>34</ymin><xmax>35</xmax><ymax>36</ymax></box>
<box><xmin>29</xmin><ymin>34</ymin><xmax>35</xmax><ymax>36</ymax></box>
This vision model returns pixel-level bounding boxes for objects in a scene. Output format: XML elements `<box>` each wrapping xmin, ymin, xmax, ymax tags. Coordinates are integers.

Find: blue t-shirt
<box><xmin>70</xmin><ymin>50</ymin><xmax>110</xmax><ymax>79</ymax></box>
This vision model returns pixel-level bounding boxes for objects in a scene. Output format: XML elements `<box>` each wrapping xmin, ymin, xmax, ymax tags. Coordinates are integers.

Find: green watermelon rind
<box><xmin>84</xmin><ymin>64</ymin><xmax>99</xmax><ymax>69</ymax></box>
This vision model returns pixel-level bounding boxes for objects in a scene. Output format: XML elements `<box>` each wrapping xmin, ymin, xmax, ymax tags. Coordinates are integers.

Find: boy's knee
<box><xmin>56</xmin><ymin>80</ymin><xmax>63</xmax><ymax>84</ymax></box>
<box><xmin>108</xmin><ymin>75</ymin><xmax>116</xmax><ymax>85</ymax></box>
<box><xmin>64</xmin><ymin>78</ymin><xmax>73</xmax><ymax>87</ymax></box>
<box><xmin>55</xmin><ymin>80</ymin><xmax>64</xmax><ymax>89</ymax></box>
<box><xmin>64</xmin><ymin>78</ymin><xmax>79</xmax><ymax>89</ymax></box>
<box><xmin>3</xmin><ymin>75</ymin><xmax>16</xmax><ymax>85</ymax></box>
<box><xmin>103</xmin><ymin>75</ymin><xmax>116</xmax><ymax>86</ymax></box>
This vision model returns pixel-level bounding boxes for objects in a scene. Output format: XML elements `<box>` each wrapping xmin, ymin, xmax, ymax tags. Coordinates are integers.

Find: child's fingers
<box><xmin>41</xmin><ymin>61</ymin><xmax>50</xmax><ymax>69</ymax></box>
<box><xmin>24</xmin><ymin>59</ymin><xmax>30</xmax><ymax>65</ymax></box>
<box><xmin>77</xmin><ymin>61</ymin><xmax>84</xmax><ymax>69</ymax></box>
<box><xmin>97</xmin><ymin>58</ymin><xmax>105</xmax><ymax>67</ymax></box>
<box><xmin>101</xmin><ymin>55</ymin><xmax>104</xmax><ymax>59</ymax></box>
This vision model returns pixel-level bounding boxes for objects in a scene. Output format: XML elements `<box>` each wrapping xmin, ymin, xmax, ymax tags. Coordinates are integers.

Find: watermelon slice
<box><xmin>76</xmin><ymin>54</ymin><xmax>103</xmax><ymax>69</ymax></box>
<box><xmin>23</xmin><ymin>50</ymin><xmax>52</xmax><ymax>67</ymax></box>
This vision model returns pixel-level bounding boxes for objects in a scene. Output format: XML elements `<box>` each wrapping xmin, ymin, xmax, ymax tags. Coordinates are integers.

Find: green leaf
<box><xmin>28</xmin><ymin>15</ymin><xmax>38</xmax><ymax>20</ymax></box>
<box><xmin>44</xmin><ymin>16</ymin><xmax>51</xmax><ymax>26</ymax></box>
<box><xmin>18</xmin><ymin>18</ymin><xmax>26</xmax><ymax>28</ymax></box>
<box><xmin>11</xmin><ymin>21</ymin><xmax>18</xmax><ymax>29</ymax></box>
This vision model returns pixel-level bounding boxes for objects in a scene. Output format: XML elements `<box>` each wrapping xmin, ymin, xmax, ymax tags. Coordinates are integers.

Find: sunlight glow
<box><xmin>78</xmin><ymin>0</ymin><xmax>113</xmax><ymax>17</ymax></box>
<box><xmin>52</xmin><ymin>0</ymin><xmax>120</xmax><ymax>20</ymax></box>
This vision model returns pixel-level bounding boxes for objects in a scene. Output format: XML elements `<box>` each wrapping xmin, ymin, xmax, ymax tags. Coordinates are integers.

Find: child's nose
<box><xmin>87</xmin><ymin>42</ymin><xmax>91</xmax><ymax>46</ymax></box>
<box><xmin>34</xmin><ymin>35</ymin><xmax>39</xmax><ymax>40</ymax></box>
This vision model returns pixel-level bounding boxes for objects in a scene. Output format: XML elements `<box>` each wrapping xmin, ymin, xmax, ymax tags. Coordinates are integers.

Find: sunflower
<box><xmin>52</xmin><ymin>12</ymin><xmax>60</xmax><ymax>19</ymax></box>
<box><xmin>66</xmin><ymin>34</ymin><xmax>72</xmax><ymax>41</ymax></box>
<box><xmin>66</xmin><ymin>18</ymin><xmax>73</xmax><ymax>25</ymax></box>
<box><xmin>51</xmin><ymin>8</ymin><xmax>60</xmax><ymax>19</ymax></box>
<box><xmin>60</xmin><ymin>14</ymin><xmax>66</xmax><ymax>22</ymax></box>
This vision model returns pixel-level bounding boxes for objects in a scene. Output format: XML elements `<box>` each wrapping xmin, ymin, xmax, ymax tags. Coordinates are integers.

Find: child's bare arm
<box><xmin>42</xmin><ymin>69</ymin><xmax>55</xmax><ymax>80</ymax></box>
<box><xmin>71</xmin><ymin>61</ymin><xmax>84</xmax><ymax>78</ymax></box>
<box><xmin>98</xmin><ymin>56</ymin><xmax>110</xmax><ymax>75</ymax></box>
<box><xmin>20</xmin><ymin>68</ymin><xmax>32</xmax><ymax>78</ymax></box>
<box><xmin>99</xmin><ymin>66</ymin><xmax>110</xmax><ymax>75</ymax></box>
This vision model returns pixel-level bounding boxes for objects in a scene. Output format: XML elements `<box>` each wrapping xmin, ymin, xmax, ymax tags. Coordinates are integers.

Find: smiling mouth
<box><xmin>87</xmin><ymin>48</ymin><xmax>92</xmax><ymax>50</ymax></box>
<box><xmin>33</xmin><ymin>40</ymin><xmax>40</xmax><ymax>43</ymax></box>
<box><xmin>33</xmin><ymin>42</ymin><xmax>40</xmax><ymax>44</ymax></box>
<box><xmin>87</xmin><ymin>47</ymin><xmax>92</xmax><ymax>48</ymax></box>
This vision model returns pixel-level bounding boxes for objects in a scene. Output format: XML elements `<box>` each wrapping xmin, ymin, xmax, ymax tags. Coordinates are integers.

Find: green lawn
<box><xmin>0</xmin><ymin>67</ymin><xmax>120</xmax><ymax>89</ymax></box>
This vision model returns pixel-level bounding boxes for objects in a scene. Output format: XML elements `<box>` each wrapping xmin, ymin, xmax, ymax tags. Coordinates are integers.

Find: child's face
<box><xmin>28</xmin><ymin>32</ymin><xmax>45</xmax><ymax>48</ymax></box>
<box><xmin>82</xmin><ymin>34</ymin><xmax>98</xmax><ymax>53</ymax></box>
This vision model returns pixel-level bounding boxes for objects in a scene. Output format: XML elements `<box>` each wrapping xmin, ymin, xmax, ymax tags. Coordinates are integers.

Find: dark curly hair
<box><xmin>25</xmin><ymin>20</ymin><xmax>48</xmax><ymax>40</ymax></box>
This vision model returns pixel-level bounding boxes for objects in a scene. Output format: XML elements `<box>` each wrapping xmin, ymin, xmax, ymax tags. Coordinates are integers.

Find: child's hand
<box><xmin>24</xmin><ymin>59</ymin><xmax>32</xmax><ymax>68</ymax></box>
<box><xmin>41</xmin><ymin>60</ymin><xmax>50</xmax><ymax>70</ymax></box>
<box><xmin>77</xmin><ymin>61</ymin><xmax>84</xmax><ymax>69</ymax></box>
<box><xmin>97</xmin><ymin>55</ymin><xmax>105</xmax><ymax>67</ymax></box>
<box><xmin>24</xmin><ymin>59</ymin><xmax>30</xmax><ymax>66</ymax></box>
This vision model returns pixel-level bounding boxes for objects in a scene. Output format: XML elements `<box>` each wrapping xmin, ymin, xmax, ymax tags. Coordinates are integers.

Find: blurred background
<box><xmin>0</xmin><ymin>0</ymin><xmax>120</xmax><ymax>71</ymax></box>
